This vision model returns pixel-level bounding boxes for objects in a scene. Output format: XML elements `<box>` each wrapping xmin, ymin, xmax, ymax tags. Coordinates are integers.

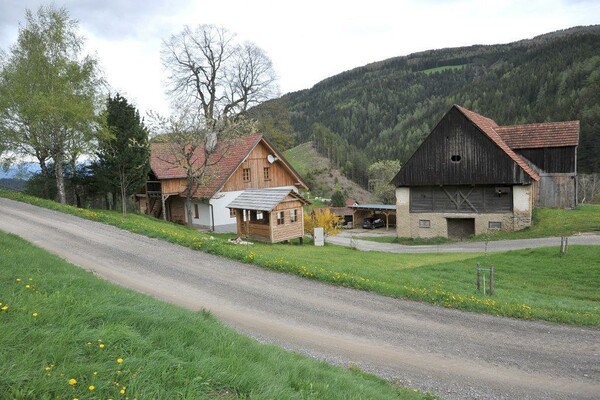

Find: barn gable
<box><xmin>392</xmin><ymin>106</ymin><xmax>537</xmax><ymax>187</ymax></box>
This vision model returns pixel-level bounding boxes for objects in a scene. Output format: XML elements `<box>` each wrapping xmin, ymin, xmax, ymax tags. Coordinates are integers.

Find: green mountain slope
<box><xmin>283</xmin><ymin>142</ymin><xmax>372</xmax><ymax>202</ymax></box>
<box><xmin>251</xmin><ymin>26</ymin><xmax>600</xmax><ymax>187</ymax></box>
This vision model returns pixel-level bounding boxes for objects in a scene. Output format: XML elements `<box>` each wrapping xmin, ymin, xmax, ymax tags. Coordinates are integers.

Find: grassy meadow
<box><xmin>0</xmin><ymin>232</ymin><xmax>434</xmax><ymax>399</ymax></box>
<box><xmin>1</xmin><ymin>189</ymin><xmax>599</xmax><ymax>326</ymax></box>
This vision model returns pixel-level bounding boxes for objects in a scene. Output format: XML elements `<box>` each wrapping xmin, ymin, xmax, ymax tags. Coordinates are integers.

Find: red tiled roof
<box><xmin>454</xmin><ymin>105</ymin><xmax>540</xmax><ymax>181</ymax></box>
<box><xmin>496</xmin><ymin>121</ymin><xmax>579</xmax><ymax>149</ymax></box>
<box><xmin>150</xmin><ymin>134</ymin><xmax>262</xmax><ymax>198</ymax></box>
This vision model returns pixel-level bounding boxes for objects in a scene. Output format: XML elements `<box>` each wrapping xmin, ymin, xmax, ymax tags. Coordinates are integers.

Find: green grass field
<box><xmin>0</xmin><ymin>232</ymin><xmax>434</xmax><ymax>399</ymax></box>
<box><xmin>1</xmin><ymin>189</ymin><xmax>599</xmax><ymax>326</ymax></box>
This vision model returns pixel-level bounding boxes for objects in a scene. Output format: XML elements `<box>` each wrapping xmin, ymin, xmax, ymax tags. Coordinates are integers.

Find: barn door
<box><xmin>447</xmin><ymin>218</ymin><xmax>475</xmax><ymax>239</ymax></box>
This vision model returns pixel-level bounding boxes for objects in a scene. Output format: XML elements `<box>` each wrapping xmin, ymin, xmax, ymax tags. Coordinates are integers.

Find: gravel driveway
<box><xmin>327</xmin><ymin>231</ymin><xmax>600</xmax><ymax>253</ymax></box>
<box><xmin>0</xmin><ymin>198</ymin><xmax>598</xmax><ymax>400</ymax></box>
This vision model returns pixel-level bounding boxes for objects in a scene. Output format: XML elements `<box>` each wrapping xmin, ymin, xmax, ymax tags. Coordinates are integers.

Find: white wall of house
<box><xmin>513</xmin><ymin>185</ymin><xmax>532</xmax><ymax>213</ymax></box>
<box><xmin>210</xmin><ymin>190</ymin><xmax>244</xmax><ymax>227</ymax></box>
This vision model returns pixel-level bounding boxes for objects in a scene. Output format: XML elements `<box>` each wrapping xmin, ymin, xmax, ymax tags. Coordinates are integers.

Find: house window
<box><xmin>290</xmin><ymin>209</ymin><xmax>297</xmax><ymax>223</ymax></box>
<box><xmin>450</xmin><ymin>155</ymin><xmax>462</xmax><ymax>163</ymax></box>
<box><xmin>243</xmin><ymin>168</ymin><xmax>251</xmax><ymax>182</ymax></box>
<box><xmin>277</xmin><ymin>211</ymin><xmax>285</xmax><ymax>225</ymax></box>
<box><xmin>264</xmin><ymin>167</ymin><xmax>271</xmax><ymax>181</ymax></box>
<box><xmin>419</xmin><ymin>219</ymin><xmax>431</xmax><ymax>228</ymax></box>
<box><xmin>489</xmin><ymin>221</ymin><xmax>502</xmax><ymax>229</ymax></box>
<box><xmin>194</xmin><ymin>204</ymin><xmax>199</xmax><ymax>219</ymax></box>
<box><xmin>230</xmin><ymin>208</ymin><xmax>236</xmax><ymax>218</ymax></box>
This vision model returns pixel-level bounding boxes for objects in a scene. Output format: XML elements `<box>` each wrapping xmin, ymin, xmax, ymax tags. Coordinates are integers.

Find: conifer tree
<box><xmin>96</xmin><ymin>94</ymin><xmax>150</xmax><ymax>215</ymax></box>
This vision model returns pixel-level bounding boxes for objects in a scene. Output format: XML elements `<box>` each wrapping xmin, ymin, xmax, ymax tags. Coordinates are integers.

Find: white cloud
<box><xmin>1</xmin><ymin>0</ymin><xmax>598</xmax><ymax>117</ymax></box>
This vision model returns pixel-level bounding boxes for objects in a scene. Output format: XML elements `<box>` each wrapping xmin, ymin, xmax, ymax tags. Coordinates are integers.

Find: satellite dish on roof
<box><xmin>267</xmin><ymin>154</ymin><xmax>278</xmax><ymax>164</ymax></box>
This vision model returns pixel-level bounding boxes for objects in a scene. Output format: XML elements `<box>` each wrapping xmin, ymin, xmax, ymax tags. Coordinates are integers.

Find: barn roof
<box><xmin>454</xmin><ymin>105</ymin><xmax>541</xmax><ymax>181</ymax></box>
<box><xmin>150</xmin><ymin>134</ymin><xmax>308</xmax><ymax>198</ymax></box>
<box><xmin>496</xmin><ymin>121</ymin><xmax>580</xmax><ymax>149</ymax></box>
<box><xmin>227</xmin><ymin>188</ymin><xmax>310</xmax><ymax>211</ymax></box>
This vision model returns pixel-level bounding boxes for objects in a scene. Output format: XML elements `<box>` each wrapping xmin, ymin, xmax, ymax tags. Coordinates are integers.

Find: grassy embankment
<box><xmin>1</xmin><ymin>189</ymin><xmax>599</xmax><ymax>326</ymax></box>
<box><xmin>0</xmin><ymin>232</ymin><xmax>434</xmax><ymax>399</ymax></box>
<box><xmin>360</xmin><ymin>204</ymin><xmax>600</xmax><ymax>244</ymax></box>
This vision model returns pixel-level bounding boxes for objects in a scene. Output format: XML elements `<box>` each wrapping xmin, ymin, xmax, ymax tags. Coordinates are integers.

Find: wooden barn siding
<box><xmin>536</xmin><ymin>175</ymin><xmax>577</xmax><ymax>208</ymax></box>
<box><xmin>395</xmin><ymin>108</ymin><xmax>532</xmax><ymax>186</ymax></box>
<box><xmin>517</xmin><ymin>147</ymin><xmax>576</xmax><ymax>173</ymax></box>
<box><xmin>410</xmin><ymin>185</ymin><xmax>512</xmax><ymax>213</ymax></box>
<box><xmin>222</xmin><ymin>142</ymin><xmax>297</xmax><ymax>191</ymax></box>
<box><xmin>168</xmin><ymin>197</ymin><xmax>186</xmax><ymax>224</ymax></box>
<box><xmin>161</xmin><ymin>178</ymin><xmax>187</xmax><ymax>195</ymax></box>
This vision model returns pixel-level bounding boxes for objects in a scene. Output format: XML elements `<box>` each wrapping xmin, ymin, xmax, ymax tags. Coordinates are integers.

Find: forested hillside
<box><xmin>250</xmin><ymin>26</ymin><xmax>600</xmax><ymax>187</ymax></box>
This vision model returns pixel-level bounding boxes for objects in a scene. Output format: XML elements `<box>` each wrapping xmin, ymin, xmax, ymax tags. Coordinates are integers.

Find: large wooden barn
<box><xmin>392</xmin><ymin>105</ymin><xmax>579</xmax><ymax>239</ymax></box>
<box><xmin>136</xmin><ymin>134</ymin><xmax>308</xmax><ymax>233</ymax></box>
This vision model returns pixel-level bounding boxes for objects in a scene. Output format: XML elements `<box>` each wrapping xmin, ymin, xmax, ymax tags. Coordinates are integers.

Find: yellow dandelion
<box><xmin>120</xmin><ymin>388</ymin><xmax>126</xmax><ymax>394</ymax></box>
<box><xmin>32</xmin><ymin>312</ymin><xmax>38</xmax><ymax>317</ymax></box>
<box><xmin>45</xmin><ymin>366</ymin><xmax>51</xmax><ymax>371</ymax></box>
<box><xmin>16</xmin><ymin>278</ymin><xmax>21</xmax><ymax>282</ymax></box>
<box><xmin>68</xmin><ymin>378</ymin><xmax>77</xmax><ymax>385</ymax></box>
<box><xmin>117</xmin><ymin>357</ymin><xmax>123</xmax><ymax>364</ymax></box>
<box><xmin>1</xmin><ymin>305</ymin><xmax>8</xmax><ymax>311</ymax></box>
<box><xmin>25</xmin><ymin>284</ymin><xmax>30</xmax><ymax>288</ymax></box>
<box><xmin>99</xmin><ymin>343</ymin><xmax>105</xmax><ymax>349</ymax></box>
<box><xmin>88</xmin><ymin>385</ymin><xmax>95</xmax><ymax>391</ymax></box>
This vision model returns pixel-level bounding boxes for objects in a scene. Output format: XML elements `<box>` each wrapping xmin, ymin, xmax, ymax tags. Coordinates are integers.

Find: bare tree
<box><xmin>148</xmin><ymin>107</ymin><xmax>258</xmax><ymax>226</ymax></box>
<box><xmin>161</xmin><ymin>24</ymin><xmax>278</xmax><ymax>131</ymax></box>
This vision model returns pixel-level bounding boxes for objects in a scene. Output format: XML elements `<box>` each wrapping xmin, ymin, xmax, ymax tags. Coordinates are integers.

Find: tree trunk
<box><xmin>120</xmin><ymin>170</ymin><xmax>128</xmax><ymax>216</ymax></box>
<box><xmin>38</xmin><ymin>159</ymin><xmax>50</xmax><ymax>199</ymax></box>
<box><xmin>185</xmin><ymin>195</ymin><xmax>194</xmax><ymax>227</ymax></box>
<box><xmin>55</xmin><ymin>157</ymin><xmax>66</xmax><ymax>204</ymax></box>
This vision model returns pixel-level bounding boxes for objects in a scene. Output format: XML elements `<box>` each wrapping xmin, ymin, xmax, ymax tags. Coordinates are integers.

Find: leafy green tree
<box><xmin>96</xmin><ymin>94</ymin><xmax>150</xmax><ymax>216</ymax></box>
<box><xmin>331</xmin><ymin>190</ymin><xmax>346</xmax><ymax>207</ymax></box>
<box><xmin>0</xmin><ymin>5</ymin><xmax>101</xmax><ymax>203</ymax></box>
<box><xmin>368</xmin><ymin>160</ymin><xmax>401</xmax><ymax>204</ymax></box>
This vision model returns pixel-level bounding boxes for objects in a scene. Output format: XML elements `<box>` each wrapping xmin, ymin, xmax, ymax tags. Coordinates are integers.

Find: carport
<box><xmin>350</xmin><ymin>204</ymin><xmax>396</xmax><ymax>230</ymax></box>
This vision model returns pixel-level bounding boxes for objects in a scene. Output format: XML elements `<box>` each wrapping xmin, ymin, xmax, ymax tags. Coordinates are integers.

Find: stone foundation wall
<box><xmin>407</xmin><ymin>212</ymin><xmax>522</xmax><ymax>238</ymax></box>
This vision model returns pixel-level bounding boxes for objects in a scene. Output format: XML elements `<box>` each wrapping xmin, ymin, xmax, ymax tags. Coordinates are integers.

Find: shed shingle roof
<box><xmin>454</xmin><ymin>105</ymin><xmax>541</xmax><ymax>182</ymax></box>
<box><xmin>227</xmin><ymin>188</ymin><xmax>309</xmax><ymax>211</ymax></box>
<box><xmin>150</xmin><ymin>134</ymin><xmax>262</xmax><ymax>198</ymax></box>
<box><xmin>495</xmin><ymin>121</ymin><xmax>580</xmax><ymax>149</ymax></box>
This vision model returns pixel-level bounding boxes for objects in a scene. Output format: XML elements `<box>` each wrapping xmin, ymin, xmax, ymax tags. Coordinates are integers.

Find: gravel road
<box><xmin>1</xmin><ymin>198</ymin><xmax>598</xmax><ymax>400</ymax></box>
<box><xmin>327</xmin><ymin>231</ymin><xmax>600</xmax><ymax>253</ymax></box>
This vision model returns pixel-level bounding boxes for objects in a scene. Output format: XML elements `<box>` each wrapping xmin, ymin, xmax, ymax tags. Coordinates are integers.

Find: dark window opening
<box><xmin>243</xmin><ymin>168</ymin><xmax>251</xmax><ymax>182</ymax></box>
<box><xmin>450</xmin><ymin>155</ymin><xmax>462</xmax><ymax>163</ymax></box>
<box><xmin>194</xmin><ymin>204</ymin><xmax>199</xmax><ymax>219</ymax></box>
<box><xmin>277</xmin><ymin>211</ymin><xmax>285</xmax><ymax>225</ymax></box>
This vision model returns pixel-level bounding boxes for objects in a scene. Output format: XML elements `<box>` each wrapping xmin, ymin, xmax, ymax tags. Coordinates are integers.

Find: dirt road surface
<box><xmin>327</xmin><ymin>231</ymin><xmax>600</xmax><ymax>253</ymax></box>
<box><xmin>1</xmin><ymin>198</ymin><xmax>598</xmax><ymax>400</ymax></box>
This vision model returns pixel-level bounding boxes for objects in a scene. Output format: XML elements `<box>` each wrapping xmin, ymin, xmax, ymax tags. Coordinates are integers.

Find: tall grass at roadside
<box><xmin>1</xmin><ymin>189</ymin><xmax>599</xmax><ymax>326</ymax></box>
<box><xmin>0</xmin><ymin>232</ymin><xmax>434</xmax><ymax>399</ymax></box>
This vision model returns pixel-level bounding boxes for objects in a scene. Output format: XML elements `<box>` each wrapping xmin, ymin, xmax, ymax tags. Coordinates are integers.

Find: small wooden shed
<box><xmin>227</xmin><ymin>188</ymin><xmax>310</xmax><ymax>243</ymax></box>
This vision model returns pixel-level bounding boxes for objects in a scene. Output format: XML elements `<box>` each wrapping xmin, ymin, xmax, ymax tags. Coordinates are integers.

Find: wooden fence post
<box><xmin>476</xmin><ymin>263</ymin><xmax>481</xmax><ymax>291</ymax></box>
<box><xmin>489</xmin><ymin>265</ymin><xmax>494</xmax><ymax>295</ymax></box>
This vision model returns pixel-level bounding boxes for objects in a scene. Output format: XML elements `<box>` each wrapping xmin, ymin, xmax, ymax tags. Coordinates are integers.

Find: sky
<box><xmin>1</xmin><ymin>0</ymin><xmax>599</xmax><ymax>117</ymax></box>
